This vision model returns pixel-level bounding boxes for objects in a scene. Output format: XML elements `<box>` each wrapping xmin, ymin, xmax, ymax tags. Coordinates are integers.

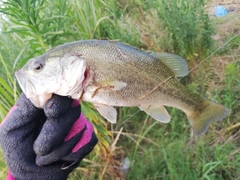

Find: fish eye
<box><xmin>34</xmin><ymin>63</ymin><xmax>44</xmax><ymax>72</ymax></box>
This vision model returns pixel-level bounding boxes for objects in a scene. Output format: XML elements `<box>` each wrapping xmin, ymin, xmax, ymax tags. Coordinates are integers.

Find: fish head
<box><xmin>15</xmin><ymin>54</ymin><xmax>87</xmax><ymax>108</ymax></box>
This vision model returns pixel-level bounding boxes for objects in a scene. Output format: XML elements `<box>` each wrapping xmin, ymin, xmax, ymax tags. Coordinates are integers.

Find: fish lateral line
<box><xmin>110</xmin><ymin>40</ymin><xmax>135</xmax><ymax>66</ymax></box>
<box><xmin>139</xmin><ymin>76</ymin><xmax>173</xmax><ymax>100</ymax></box>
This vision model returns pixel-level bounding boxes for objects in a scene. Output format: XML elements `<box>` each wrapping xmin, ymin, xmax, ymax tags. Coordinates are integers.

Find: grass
<box><xmin>0</xmin><ymin>0</ymin><xmax>240</xmax><ymax>179</ymax></box>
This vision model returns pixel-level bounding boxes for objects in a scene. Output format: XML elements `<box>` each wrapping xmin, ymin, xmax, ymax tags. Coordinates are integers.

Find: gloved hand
<box><xmin>0</xmin><ymin>93</ymin><xmax>98</xmax><ymax>180</ymax></box>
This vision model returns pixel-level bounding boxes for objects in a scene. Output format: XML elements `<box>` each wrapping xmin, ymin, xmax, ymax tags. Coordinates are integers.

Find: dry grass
<box><xmin>212</xmin><ymin>14</ymin><xmax>240</xmax><ymax>42</ymax></box>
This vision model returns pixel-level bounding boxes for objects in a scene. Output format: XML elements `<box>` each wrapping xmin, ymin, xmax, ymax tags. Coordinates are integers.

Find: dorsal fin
<box><xmin>152</xmin><ymin>53</ymin><xmax>188</xmax><ymax>77</ymax></box>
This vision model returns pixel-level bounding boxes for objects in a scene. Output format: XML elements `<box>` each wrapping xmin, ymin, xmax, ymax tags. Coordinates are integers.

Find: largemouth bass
<box><xmin>15</xmin><ymin>40</ymin><xmax>230</xmax><ymax>135</ymax></box>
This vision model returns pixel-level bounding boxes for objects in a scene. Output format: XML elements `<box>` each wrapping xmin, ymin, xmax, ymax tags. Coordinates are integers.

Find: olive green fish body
<box><xmin>16</xmin><ymin>40</ymin><xmax>230</xmax><ymax>135</ymax></box>
<box><xmin>46</xmin><ymin>41</ymin><xmax>207</xmax><ymax>111</ymax></box>
<box><xmin>46</xmin><ymin>41</ymin><xmax>184</xmax><ymax>105</ymax></box>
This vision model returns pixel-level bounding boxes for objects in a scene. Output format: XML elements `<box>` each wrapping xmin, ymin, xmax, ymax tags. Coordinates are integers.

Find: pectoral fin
<box><xmin>152</xmin><ymin>52</ymin><xmax>188</xmax><ymax>77</ymax></box>
<box><xmin>85</xmin><ymin>80</ymin><xmax>127</xmax><ymax>99</ymax></box>
<box><xmin>139</xmin><ymin>105</ymin><xmax>171</xmax><ymax>123</ymax></box>
<box><xmin>97</xmin><ymin>80</ymin><xmax>127</xmax><ymax>91</ymax></box>
<box><xmin>95</xmin><ymin>104</ymin><xmax>117</xmax><ymax>123</ymax></box>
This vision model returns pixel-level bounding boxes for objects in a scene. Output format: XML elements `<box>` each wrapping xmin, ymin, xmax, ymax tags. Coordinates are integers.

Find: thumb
<box><xmin>0</xmin><ymin>93</ymin><xmax>43</xmax><ymax>136</ymax></box>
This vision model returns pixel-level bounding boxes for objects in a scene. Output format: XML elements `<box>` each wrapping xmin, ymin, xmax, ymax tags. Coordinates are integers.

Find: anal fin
<box><xmin>139</xmin><ymin>105</ymin><xmax>171</xmax><ymax>123</ymax></box>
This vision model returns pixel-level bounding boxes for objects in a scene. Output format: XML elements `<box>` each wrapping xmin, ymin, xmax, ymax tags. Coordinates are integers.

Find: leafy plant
<box><xmin>0</xmin><ymin>55</ymin><xmax>20</xmax><ymax>119</ymax></box>
<box><xmin>156</xmin><ymin>0</ymin><xmax>214</xmax><ymax>60</ymax></box>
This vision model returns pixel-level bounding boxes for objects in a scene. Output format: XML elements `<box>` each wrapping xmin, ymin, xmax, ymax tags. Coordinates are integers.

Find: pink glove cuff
<box><xmin>6</xmin><ymin>170</ymin><xmax>14</xmax><ymax>180</ymax></box>
<box><xmin>1</xmin><ymin>106</ymin><xmax>17</xmax><ymax>127</ymax></box>
<box><xmin>3</xmin><ymin>107</ymin><xmax>17</xmax><ymax>180</ymax></box>
<box><xmin>64</xmin><ymin>100</ymin><xmax>94</xmax><ymax>153</ymax></box>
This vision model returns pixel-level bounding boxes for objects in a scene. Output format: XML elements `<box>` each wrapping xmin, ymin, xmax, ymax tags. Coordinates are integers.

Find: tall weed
<box><xmin>156</xmin><ymin>0</ymin><xmax>214</xmax><ymax>59</ymax></box>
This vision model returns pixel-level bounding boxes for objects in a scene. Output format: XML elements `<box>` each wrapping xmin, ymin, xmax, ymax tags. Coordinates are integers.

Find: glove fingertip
<box><xmin>44</xmin><ymin>95</ymin><xmax>72</xmax><ymax>117</ymax></box>
<box><xmin>33</xmin><ymin>144</ymin><xmax>48</xmax><ymax>156</ymax></box>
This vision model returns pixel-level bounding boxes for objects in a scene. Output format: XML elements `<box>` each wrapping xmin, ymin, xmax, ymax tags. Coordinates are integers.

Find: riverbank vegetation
<box><xmin>0</xmin><ymin>0</ymin><xmax>239</xmax><ymax>179</ymax></box>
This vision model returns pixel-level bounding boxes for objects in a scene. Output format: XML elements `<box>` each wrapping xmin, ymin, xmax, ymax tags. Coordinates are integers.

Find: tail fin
<box><xmin>187</xmin><ymin>101</ymin><xmax>230</xmax><ymax>136</ymax></box>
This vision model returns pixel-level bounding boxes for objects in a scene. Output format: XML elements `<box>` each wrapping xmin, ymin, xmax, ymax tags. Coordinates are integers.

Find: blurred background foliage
<box><xmin>0</xmin><ymin>0</ymin><xmax>239</xmax><ymax>179</ymax></box>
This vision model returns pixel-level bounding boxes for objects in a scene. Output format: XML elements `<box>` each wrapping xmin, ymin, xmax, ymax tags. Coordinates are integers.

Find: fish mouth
<box><xmin>15</xmin><ymin>69</ymin><xmax>27</xmax><ymax>93</ymax></box>
<box><xmin>15</xmin><ymin>69</ymin><xmax>36</xmax><ymax>98</ymax></box>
